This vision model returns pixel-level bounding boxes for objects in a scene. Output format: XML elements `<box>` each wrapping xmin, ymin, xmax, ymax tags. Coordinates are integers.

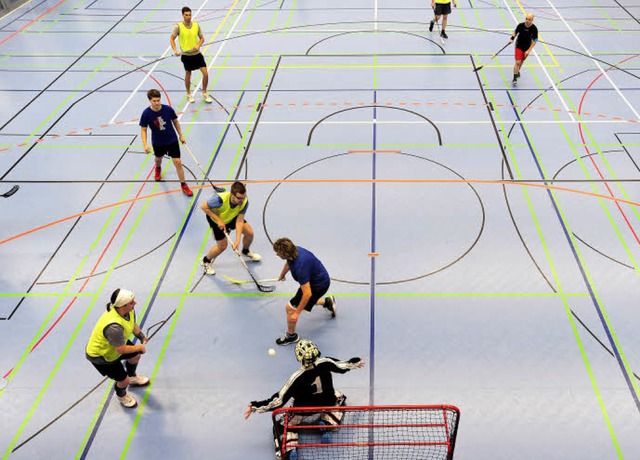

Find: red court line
<box><xmin>115</xmin><ymin>56</ymin><xmax>171</xmax><ymax>107</ymax></box>
<box><xmin>3</xmin><ymin>167</ymin><xmax>157</xmax><ymax>380</ymax></box>
<box><xmin>577</xmin><ymin>54</ymin><xmax>640</xmax><ymax>245</ymax></box>
<box><xmin>0</xmin><ymin>0</ymin><xmax>66</xmax><ymax>46</ymax></box>
<box><xmin>2</xmin><ymin>179</ymin><xmax>640</xmax><ymax>248</ymax></box>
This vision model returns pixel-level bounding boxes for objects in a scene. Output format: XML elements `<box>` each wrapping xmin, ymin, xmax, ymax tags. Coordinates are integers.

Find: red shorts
<box><xmin>515</xmin><ymin>48</ymin><xmax>528</xmax><ymax>62</ymax></box>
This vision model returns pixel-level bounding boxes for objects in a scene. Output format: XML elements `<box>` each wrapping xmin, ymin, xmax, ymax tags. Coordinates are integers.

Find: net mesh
<box><xmin>272</xmin><ymin>405</ymin><xmax>460</xmax><ymax>460</ymax></box>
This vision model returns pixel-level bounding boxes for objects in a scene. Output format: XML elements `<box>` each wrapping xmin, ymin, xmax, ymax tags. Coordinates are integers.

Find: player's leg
<box><xmin>200</xmin><ymin>65</ymin><xmax>212</xmax><ymax>102</ymax></box>
<box><xmin>240</xmin><ymin>222</ymin><xmax>261</xmax><ymax>261</ymax></box>
<box><xmin>200</xmin><ymin>219</ymin><xmax>228</xmax><ymax>275</ymax></box>
<box><xmin>276</xmin><ymin>290</ymin><xmax>303</xmax><ymax>345</ymax></box>
<box><xmin>513</xmin><ymin>48</ymin><xmax>524</xmax><ymax>83</ymax></box>
<box><xmin>310</xmin><ymin>284</ymin><xmax>336</xmax><ymax>317</ymax></box>
<box><xmin>441</xmin><ymin>14</ymin><xmax>448</xmax><ymax>37</ymax></box>
<box><xmin>167</xmin><ymin>142</ymin><xmax>192</xmax><ymax>196</ymax></box>
<box><xmin>153</xmin><ymin>146</ymin><xmax>165</xmax><ymax>181</ymax></box>
<box><xmin>93</xmin><ymin>360</ymin><xmax>137</xmax><ymax>408</ymax></box>
<box><xmin>185</xmin><ymin>69</ymin><xmax>194</xmax><ymax>102</ymax></box>
<box><xmin>122</xmin><ymin>342</ymin><xmax>150</xmax><ymax>386</ymax></box>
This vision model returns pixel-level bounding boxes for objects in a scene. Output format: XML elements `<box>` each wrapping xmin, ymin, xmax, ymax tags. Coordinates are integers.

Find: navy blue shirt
<box><xmin>139</xmin><ymin>104</ymin><xmax>178</xmax><ymax>146</ymax></box>
<box><xmin>288</xmin><ymin>246</ymin><xmax>330</xmax><ymax>288</ymax></box>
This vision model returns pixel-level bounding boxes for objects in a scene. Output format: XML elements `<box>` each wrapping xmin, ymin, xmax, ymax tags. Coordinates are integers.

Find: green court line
<box><xmin>154</xmin><ymin>291</ymin><xmax>590</xmax><ymax>298</ymax></box>
<box><xmin>0</xmin><ymin>292</ymin><xmax>95</xmax><ymax>297</ymax></box>
<box><xmin>226</xmin><ymin>56</ymin><xmax>277</xmax><ymax>175</ymax></box>
<box><xmin>487</xmin><ymin>55</ymin><xmax>623</xmax><ymax>456</ymax></box>
<box><xmin>2</xmin><ymin>154</ymin><xmax>154</xmax><ymax>457</ymax></box>
<box><xmin>21</xmin><ymin>55</ymin><xmax>112</xmax><ymax>145</ymax></box>
<box><xmin>534</xmin><ymin>71</ymin><xmax>640</xmax><ymax>402</ymax></box>
<box><xmin>118</xmin><ymin>32</ymin><xmax>266</xmax><ymax>460</ymax></box>
<box><xmin>131</xmin><ymin>0</ymin><xmax>169</xmax><ymax>34</ymax></box>
<box><xmin>37</xmin><ymin>144</ymin><xmax>144</xmax><ymax>149</ymax></box>
<box><xmin>500</xmin><ymin>59</ymin><xmax>625</xmax><ymax>454</ymax></box>
<box><xmin>37</xmin><ymin>0</ymin><xmax>84</xmax><ymax>34</ymax></box>
<box><xmin>589</xmin><ymin>0</ymin><xmax>623</xmax><ymax>32</ymax></box>
<box><xmin>282</xmin><ymin>0</ymin><xmax>299</xmax><ymax>32</ymax></box>
<box><xmin>533</xmin><ymin>67</ymin><xmax>640</xmax><ymax>275</ymax></box>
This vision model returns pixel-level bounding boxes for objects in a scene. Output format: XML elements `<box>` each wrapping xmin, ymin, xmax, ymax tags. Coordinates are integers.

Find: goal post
<box><xmin>271</xmin><ymin>404</ymin><xmax>460</xmax><ymax>460</ymax></box>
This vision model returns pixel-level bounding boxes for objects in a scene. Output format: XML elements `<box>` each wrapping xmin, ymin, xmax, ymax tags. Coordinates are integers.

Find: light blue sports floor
<box><xmin>1</xmin><ymin>0</ymin><xmax>640</xmax><ymax>458</ymax></box>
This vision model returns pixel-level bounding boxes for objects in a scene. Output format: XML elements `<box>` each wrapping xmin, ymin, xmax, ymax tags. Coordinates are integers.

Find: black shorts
<box><xmin>181</xmin><ymin>53</ymin><xmax>207</xmax><ymax>71</ymax></box>
<box><xmin>434</xmin><ymin>3</ymin><xmax>452</xmax><ymax>15</ymax></box>
<box><xmin>291</xmin><ymin>283</ymin><xmax>330</xmax><ymax>312</ymax></box>
<box><xmin>207</xmin><ymin>214</ymin><xmax>246</xmax><ymax>241</ymax></box>
<box><xmin>153</xmin><ymin>141</ymin><xmax>181</xmax><ymax>159</ymax></box>
<box><xmin>90</xmin><ymin>341</ymin><xmax>140</xmax><ymax>382</ymax></box>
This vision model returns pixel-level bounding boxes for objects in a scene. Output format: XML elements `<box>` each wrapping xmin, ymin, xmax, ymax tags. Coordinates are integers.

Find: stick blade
<box><xmin>2</xmin><ymin>185</ymin><xmax>19</xmax><ymax>198</ymax></box>
<box><xmin>472</xmin><ymin>65</ymin><xmax>483</xmax><ymax>72</ymax></box>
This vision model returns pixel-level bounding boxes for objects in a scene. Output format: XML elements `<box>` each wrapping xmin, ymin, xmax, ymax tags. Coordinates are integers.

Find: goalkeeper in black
<box><xmin>244</xmin><ymin>340</ymin><xmax>365</xmax><ymax>460</ymax></box>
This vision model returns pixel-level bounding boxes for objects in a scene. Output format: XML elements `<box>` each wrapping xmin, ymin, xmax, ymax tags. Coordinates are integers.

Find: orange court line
<box><xmin>2</xmin><ymin>98</ymin><xmax>639</xmax><ymax>154</ymax></box>
<box><xmin>3</xmin><ymin>179</ymin><xmax>640</xmax><ymax>247</ymax></box>
<box><xmin>368</xmin><ymin>253</ymin><xmax>379</xmax><ymax>257</ymax></box>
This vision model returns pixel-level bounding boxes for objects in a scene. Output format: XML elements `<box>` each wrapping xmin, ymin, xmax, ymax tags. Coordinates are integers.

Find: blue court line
<box><xmin>369</xmin><ymin>89</ymin><xmax>378</xmax><ymax>406</ymax></box>
<box><xmin>507</xmin><ymin>91</ymin><xmax>640</xmax><ymax>413</ymax></box>
<box><xmin>78</xmin><ymin>94</ymin><xmax>245</xmax><ymax>459</ymax></box>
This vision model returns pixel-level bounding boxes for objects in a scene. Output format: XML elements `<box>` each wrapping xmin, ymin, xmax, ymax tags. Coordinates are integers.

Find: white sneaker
<box><xmin>129</xmin><ymin>374</ymin><xmax>150</xmax><ymax>386</ymax></box>
<box><xmin>242</xmin><ymin>249</ymin><xmax>262</xmax><ymax>262</ymax></box>
<box><xmin>187</xmin><ymin>93</ymin><xmax>195</xmax><ymax>103</ymax></box>
<box><xmin>117</xmin><ymin>392</ymin><xmax>138</xmax><ymax>408</ymax></box>
<box><xmin>203</xmin><ymin>92</ymin><xmax>213</xmax><ymax>103</ymax></box>
<box><xmin>200</xmin><ymin>258</ymin><xmax>216</xmax><ymax>275</ymax></box>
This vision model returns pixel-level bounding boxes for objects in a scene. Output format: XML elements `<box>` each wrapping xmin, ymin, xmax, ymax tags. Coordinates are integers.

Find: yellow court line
<box><xmin>201</xmin><ymin>0</ymin><xmax>242</xmax><ymax>54</ymax></box>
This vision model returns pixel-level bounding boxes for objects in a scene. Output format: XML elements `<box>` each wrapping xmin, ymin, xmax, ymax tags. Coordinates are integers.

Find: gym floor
<box><xmin>1</xmin><ymin>0</ymin><xmax>640</xmax><ymax>459</ymax></box>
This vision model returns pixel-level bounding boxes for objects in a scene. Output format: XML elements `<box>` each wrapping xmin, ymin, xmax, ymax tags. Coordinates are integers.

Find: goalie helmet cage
<box><xmin>272</xmin><ymin>404</ymin><xmax>460</xmax><ymax>460</ymax></box>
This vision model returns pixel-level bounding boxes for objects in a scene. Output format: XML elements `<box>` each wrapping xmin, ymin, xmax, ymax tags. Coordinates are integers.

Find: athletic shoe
<box><xmin>440</xmin><ymin>30</ymin><xmax>448</xmax><ymax>39</ymax></box>
<box><xmin>242</xmin><ymin>248</ymin><xmax>262</xmax><ymax>262</ymax></box>
<box><xmin>155</xmin><ymin>166</ymin><xmax>161</xmax><ymax>182</ymax></box>
<box><xmin>429</xmin><ymin>20</ymin><xmax>434</xmax><ymax>32</ymax></box>
<box><xmin>200</xmin><ymin>257</ymin><xmax>216</xmax><ymax>275</ymax></box>
<box><xmin>288</xmin><ymin>450</ymin><xmax>298</xmax><ymax>460</ymax></box>
<box><xmin>512</xmin><ymin>77</ymin><xmax>518</xmax><ymax>86</ymax></box>
<box><xmin>187</xmin><ymin>93</ymin><xmax>195</xmax><ymax>103</ymax></box>
<box><xmin>128</xmin><ymin>374</ymin><xmax>150</xmax><ymax>386</ymax></box>
<box><xmin>117</xmin><ymin>392</ymin><xmax>138</xmax><ymax>408</ymax></box>
<box><xmin>324</xmin><ymin>296</ymin><xmax>337</xmax><ymax>318</ymax></box>
<box><xmin>319</xmin><ymin>421</ymin><xmax>332</xmax><ymax>444</ymax></box>
<box><xmin>181</xmin><ymin>183</ymin><xmax>193</xmax><ymax>197</ymax></box>
<box><xmin>203</xmin><ymin>92</ymin><xmax>213</xmax><ymax>103</ymax></box>
<box><xmin>276</xmin><ymin>332</ymin><xmax>299</xmax><ymax>346</ymax></box>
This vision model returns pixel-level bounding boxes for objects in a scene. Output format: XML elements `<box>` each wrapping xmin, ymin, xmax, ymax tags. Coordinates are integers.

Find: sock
<box><xmin>286</xmin><ymin>332</ymin><xmax>296</xmax><ymax>338</ymax></box>
<box><xmin>242</xmin><ymin>248</ymin><xmax>249</xmax><ymax>255</ymax></box>
<box><xmin>125</xmin><ymin>361</ymin><xmax>138</xmax><ymax>377</ymax></box>
<box><xmin>114</xmin><ymin>383</ymin><xmax>127</xmax><ymax>397</ymax></box>
<box><xmin>181</xmin><ymin>182</ymin><xmax>186</xmax><ymax>186</ymax></box>
<box><xmin>203</xmin><ymin>256</ymin><xmax>211</xmax><ymax>264</ymax></box>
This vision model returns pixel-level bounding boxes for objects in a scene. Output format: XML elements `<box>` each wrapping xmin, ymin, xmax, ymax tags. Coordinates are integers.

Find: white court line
<box><xmin>182</xmin><ymin>0</ymin><xmax>252</xmax><ymax>121</ymax></box>
<box><xmin>108</xmin><ymin>1</ymin><xmax>213</xmax><ymax>124</ymax></box>
<box><xmin>501</xmin><ymin>1</ymin><xmax>576</xmax><ymax>124</ymax></box>
<box><xmin>374</xmin><ymin>0</ymin><xmax>378</xmax><ymax>31</ymax></box>
<box><xmin>544</xmin><ymin>0</ymin><xmax>639</xmax><ymax>120</ymax></box>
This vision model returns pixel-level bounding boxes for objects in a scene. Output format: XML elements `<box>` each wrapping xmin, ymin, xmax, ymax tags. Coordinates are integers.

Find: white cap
<box><xmin>113</xmin><ymin>289</ymin><xmax>135</xmax><ymax>308</ymax></box>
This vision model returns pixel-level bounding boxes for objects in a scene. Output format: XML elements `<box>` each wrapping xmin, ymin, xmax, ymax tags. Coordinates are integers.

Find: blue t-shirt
<box><xmin>139</xmin><ymin>104</ymin><xmax>178</xmax><ymax>146</ymax></box>
<box><xmin>288</xmin><ymin>246</ymin><xmax>330</xmax><ymax>288</ymax></box>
